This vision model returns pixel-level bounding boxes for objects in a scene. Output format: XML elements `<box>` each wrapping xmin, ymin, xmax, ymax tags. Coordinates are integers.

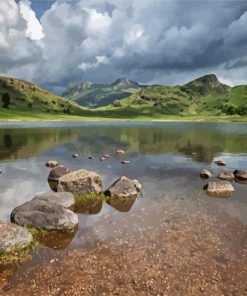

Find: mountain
<box><xmin>0</xmin><ymin>76</ymin><xmax>83</xmax><ymax>115</ymax></box>
<box><xmin>62</xmin><ymin>77</ymin><xmax>141</xmax><ymax>108</ymax></box>
<box><xmin>94</xmin><ymin>74</ymin><xmax>247</xmax><ymax>117</ymax></box>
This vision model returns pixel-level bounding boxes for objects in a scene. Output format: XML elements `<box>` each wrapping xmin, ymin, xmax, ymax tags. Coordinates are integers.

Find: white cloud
<box><xmin>19</xmin><ymin>0</ymin><xmax>45</xmax><ymax>40</ymax></box>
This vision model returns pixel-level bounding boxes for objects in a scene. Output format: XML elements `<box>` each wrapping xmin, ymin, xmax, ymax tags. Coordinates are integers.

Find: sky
<box><xmin>1</xmin><ymin>0</ymin><xmax>247</xmax><ymax>93</ymax></box>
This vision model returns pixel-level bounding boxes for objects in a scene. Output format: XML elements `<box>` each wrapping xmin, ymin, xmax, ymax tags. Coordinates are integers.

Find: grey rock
<box><xmin>72</xmin><ymin>154</ymin><xmax>79</xmax><ymax>158</ymax></box>
<box><xmin>48</xmin><ymin>165</ymin><xmax>71</xmax><ymax>191</ymax></box>
<box><xmin>217</xmin><ymin>171</ymin><xmax>234</xmax><ymax>181</ymax></box>
<box><xmin>200</xmin><ymin>169</ymin><xmax>212</xmax><ymax>179</ymax></box>
<box><xmin>234</xmin><ymin>169</ymin><xmax>247</xmax><ymax>184</ymax></box>
<box><xmin>0</xmin><ymin>220</ymin><xmax>32</xmax><ymax>253</ymax></box>
<box><xmin>11</xmin><ymin>199</ymin><xmax>78</xmax><ymax>231</ymax></box>
<box><xmin>32</xmin><ymin>192</ymin><xmax>75</xmax><ymax>209</ymax></box>
<box><xmin>57</xmin><ymin>169</ymin><xmax>102</xmax><ymax>195</ymax></box>
<box><xmin>104</xmin><ymin>176</ymin><xmax>141</xmax><ymax>198</ymax></box>
<box><xmin>121</xmin><ymin>160</ymin><xmax>130</xmax><ymax>164</ymax></box>
<box><xmin>205</xmin><ymin>181</ymin><xmax>234</xmax><ymax>197</ymax></box>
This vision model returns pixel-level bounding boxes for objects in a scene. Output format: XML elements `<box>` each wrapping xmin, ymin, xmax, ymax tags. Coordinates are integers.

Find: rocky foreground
<box><xmin>0</xmin><ymin>201</ymin><xmax>247</xmax><ymax>296</ymax></box>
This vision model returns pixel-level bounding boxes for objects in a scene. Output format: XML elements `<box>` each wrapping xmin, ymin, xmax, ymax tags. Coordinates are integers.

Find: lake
<box><xmin>0</xmin><ymin>121</ymin><xmax>247</xmax><ymax>294</ymax></box>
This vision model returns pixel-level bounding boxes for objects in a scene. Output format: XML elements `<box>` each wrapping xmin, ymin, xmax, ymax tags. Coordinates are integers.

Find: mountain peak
<box><xmin>183</xmin><ymin>74</ymin><xmax>230</xmax><ymax>95</ymax></box>
<box><xmin>111</xmin><ymin>77</ymin><xmax>140</xmax><ymax>89</ymax></box>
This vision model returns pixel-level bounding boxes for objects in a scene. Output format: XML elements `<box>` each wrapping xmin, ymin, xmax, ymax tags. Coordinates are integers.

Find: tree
<box><xmin>2</xmin><ymin>92</ymin><xmax>10</xmax><ymax>109</ymax></box>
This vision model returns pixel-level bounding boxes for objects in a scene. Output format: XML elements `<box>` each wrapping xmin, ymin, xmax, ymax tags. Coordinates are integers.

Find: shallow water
<box><xmin>0</xmin><ymin>122</ymin><xmax>247</xmax><ymax>248</ymax></box>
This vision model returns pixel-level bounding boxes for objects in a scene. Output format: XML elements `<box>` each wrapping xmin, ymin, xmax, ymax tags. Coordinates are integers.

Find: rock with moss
<box><xmin>32</xmin><ymin>192</ymin><xmax>75</xmax><ymax>209</ymax></box>
<box><xmin>11</xmin><ymin>199</ymin><xmax>78</xmax><ymax>231</ymax></box>
<box><xmin>104</xmin><ymin>176</ymin><xmax>142</xmax><ymax>199</ymax></box>
<box><xmin>0</xmin><ymin>220</ymin><xmax>32</xmax><ymax>253</ymax></box>
<box><xmin>48</xmin><ymin>165</ymin><xmax>71</xmax><ymax>191</ymax></box>
<box><xmin>57</xmin><ymin>169</ymin><xmax>102</xmax><ymax>195</ymax></box>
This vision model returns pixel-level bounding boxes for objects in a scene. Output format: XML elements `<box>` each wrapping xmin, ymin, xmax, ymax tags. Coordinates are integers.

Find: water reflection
<box><xmin>106</xmin><ymin>196</ymin><xmax>137</xmax><ymax>212</ymax></box>
<box><xmin>75</xmin><ymin>200</ymin><xmax>102</xmax><ymax>215</ymax></box>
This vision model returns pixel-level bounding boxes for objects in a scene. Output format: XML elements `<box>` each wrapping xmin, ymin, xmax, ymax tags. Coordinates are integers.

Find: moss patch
<box><xmin>74</xmin><ymin>193</ymin><xmax>106</xmax><ymax>204</ymax></box>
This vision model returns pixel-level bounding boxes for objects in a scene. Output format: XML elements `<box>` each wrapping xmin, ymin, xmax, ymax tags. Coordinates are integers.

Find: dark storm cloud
<box><xmin>1</xmin><ymin>0</ymin><xmax>247</xmax><ymax>90</ymax></box>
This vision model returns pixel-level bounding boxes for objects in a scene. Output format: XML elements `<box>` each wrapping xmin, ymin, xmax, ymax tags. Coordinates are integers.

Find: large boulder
<box><xmin>11</xmin><ymin>199</ymin><xmax>78</xmax><ymax>231</ymax></box>
<box><xmin>0</xmin><ymin>220</ymin><xmax>32</xmax><ymax>253</ymax></box>
<box><xmin>217</xmin><ymin>171</ymin><xmax>234</xmax><ymax>181</ymax></box>
<box><xmin>107</xmin><ymin>196</ymin><xmax>137</xmax><ymax>212</ymax></box>
<box><xmin>104</xmin><ymin>176</ymin><xmax>141</xmax><ymax>198</ymax></box>
<box><xmin>57</xmin><ymin>169</ymin><xmax>102</xmax><ymax>195</ymax></box>
<box><xmin>32</xmin><ymin>192</ymin><xmax>75</xmax><ymax>209</ymax></box>
<box><xmin>48</xmin><ymin>165</ymin><xmax>71</xmax><ymax>191</ymax></box>
<box><xmin>234</xmin><ymin>169</ymin><xmax>247</xmax><ymax>184</ymax></box>
<box><xmin>204</xmin><ymin>181</ymin><xmax>234</xmax><ymax>197</ymax></box>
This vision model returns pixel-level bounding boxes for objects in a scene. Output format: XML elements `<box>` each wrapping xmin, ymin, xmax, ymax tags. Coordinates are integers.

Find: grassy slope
<box><xmin>0</xmin><ymin>75</ymin><xmax>246</xmax><ymax>121</ymax></box>
<box><xmin>0</xmin><ymin>76</ymin><xmax>84</xmax><ymax>115</ymax></box>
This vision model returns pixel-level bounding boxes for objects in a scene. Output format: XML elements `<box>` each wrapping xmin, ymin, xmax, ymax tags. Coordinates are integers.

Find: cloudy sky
<box><xmin>1</xmin><ymin>0</ymin><xmax>247</xmax><ymax>93</ymax></box>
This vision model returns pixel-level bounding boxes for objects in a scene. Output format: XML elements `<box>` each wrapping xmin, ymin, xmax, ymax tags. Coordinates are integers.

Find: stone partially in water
<box><xmin>45</xmin><ymin>160</ymin><xmax>59</xmax><ymax>168</ymax></box>
<box><xmin>32</xmin><ymin>192</ymin><xmax>75</xmax><ymax>209</ymax></box>
<box><xmin>104</xmin><ymin>176</ymin><xmax>141</xmax><ymax>198</ymax></box>
<box><xmin>214</xmin><ymin>160</ymin><xmax>226</xmax><ymax>166</ymax></box>
<box><xmin>217</xmin><ymin>171</ymin><xmax>234</xmax><ymax>181</ymax></box>
<box><xmin>11</xmin><ymin>199</ymin><xmax>78</xmax><ymax>231</ymax></box>
<box><xmin>0</xmin><ymin>220</ymin><xmax>32</xmax><ymax>253</ymax></box>
<box><xmin>48</xmin><ymin>165</ymin><xmax>71</xmax><ymax>191</ymax></box>
<box><xmin>234</xmin><ymin>169</ymin><xmax>247</xmax><ymax>184</ymax></box>
<box><xmin>205</xmin><ymin>181</ymin><xmax>234</xmax><ymax>197</ymax></box>
<box><xmin>72</xmin><ymin>154</ymin><xmax>79</xmax><ymax>158</ymax></box>
<box><xmin>57</xmin><ymin>169</ymin><xmax>102</xmax><ymax>195</ymax></box>
<box><xmin>200</xmin><ymin>169</ymin><xmax>212</xmax><ymax>179</ymax></box>
<box><xmin>121</xmin><ymin>160</ymin><xmax>130</xmax><ymax>165</ymax></box>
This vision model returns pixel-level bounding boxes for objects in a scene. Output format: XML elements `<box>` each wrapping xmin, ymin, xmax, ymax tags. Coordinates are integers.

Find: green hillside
<box><xmin>0</xmin><ymin>76</ymin><xmax>84</xmax><ymax>115</ymax></box>
<box><xmin>62</xmin><ymin>78</ymin><xmax>141</xmax><ymax>108</ymax></box>
<box><xmin>94</xmin><ymin>74</ymin><xmax>247</xmax><ymax>117</ymax></box>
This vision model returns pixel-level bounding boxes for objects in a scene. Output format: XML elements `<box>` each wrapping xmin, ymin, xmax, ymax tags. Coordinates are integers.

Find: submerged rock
<box><xmin>45</xmin><ymin>160</ymin><xmax>59</xmax><ymax>168</ymax></box>
<box><xmin>204</xmin><ymin>181</ymin><xmax>234</xmax><ymax>197</ymax></box>
<box><xmin>11</xmin><ymin>199</ymin><xmax>78</xmax><ymax>231</ymax></box>
<box><xmin>234</xmin><ymin>169</ymin><xmax>247</xmax><ymax>184</ymax></box>
<box><xmin>104</xmin><ymin>176</ymin><xmax>141</xmax><ymax>198</ymax></box>
<box><xmin>57</xmin><ymin>169</ymin><xmax>102</xmax><ymax>195</ymax></box>
<box><xmin>32</xmin><ymin>192</ymin><xmax>75</xmax><ymax>209</ymax></box>
<box><xmin>102</xmin><ymin>154</ymin><xmax>110</xmax><ymax>159</ymax></box>
<box><xmin>200</xmin><ymin>169</ymin><xmax>212</xmax><ymax>179</ymax></box>
<box><xmin>0</xmin><ymin>220</ymin><xmax>32</xmax><ymax>253</ymax></box>
<box><xmin>75</xmin><ymin>199</ymin><xmax>102</xmax><ymax>215</ymax></box>
<box><xmin>48</xmin><ymin>165</ymin><xmax>71</xmax><ymax>191</ymax></box>
<box><xmin>100</xmin><ymin>156</ymin><xmax>107</xmax><ymax>161</ymax></box>
<box><xmin>214</xmin><ymin>160</ymin><xmax>226</xmax><ymax>166</ymax></box>
<box><xmin>217</xmin><ymin>171</ymin><xmax>234</xmax><ymax>181</ymax></box>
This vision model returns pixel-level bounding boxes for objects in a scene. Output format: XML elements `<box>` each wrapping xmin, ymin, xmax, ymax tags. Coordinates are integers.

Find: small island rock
<box><xmin>72</xmin><ymin>154</ymin><xmax>79</xmax><ymax>158</ymax></box>
<box><xmin>200</xmin><ymin>169</ymin><xmax>212</xmax><ymax>179</ymax></box>
<box><xmin>48</xmin><ymin>165</ymin><xmax>71</xmax><ymax>191</ymax></box>
<box><xmin>218</xmin><ymin>171</ymin><xmax>234</xmax><ymax>181</ymax></box>
<box><xmin>104</xmin><ymin>176</ymin><xmax>141</xmax><ymax>199</ymax></box>
<box><xmin>234</xmin><ymin>169</ymin><xmax>247</xmax><ymax>184</ymax></box>
<box><xmin>205</xmin><ymin>181</ymin><xmax>234</xmax><ymax>197</ymax></box>
<box><xmin>45</xmin><ymin>160</ymin><xmax>59</xmax><ymax>168</ymax></box>
<box><xmin>116</xmin><ymin>149</ymin><xmax>125</xmax><ymax>155</ymax></box>
<box><xmin>214</xmin><ymin>160</ymin><xmax>226</xmax><ymax>166</ymax></box>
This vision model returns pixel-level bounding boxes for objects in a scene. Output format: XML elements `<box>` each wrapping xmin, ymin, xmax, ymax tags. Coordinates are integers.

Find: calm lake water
<box><xmin>0</xmin><ymin>122</ymin><xmax>247</xmax><ymax>250</ymax></box>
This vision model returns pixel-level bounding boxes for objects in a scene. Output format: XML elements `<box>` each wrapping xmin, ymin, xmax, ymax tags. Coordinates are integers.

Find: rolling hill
<box><xmin>0</xmin><ymin>76</ymin><xmax>84</xmax><ymax>115</ymax></box>
<box><xmin>62</xmin><ymin>77</ymin><xmax>142</xmax><ymax>108</ymax></box>
<box><xmin>0</xmin><ymin>74</ymin><xmax>246</xmax><ymax>120</ymax></box>
<box><xmin>94</xmin><ymin>74</ymin><xmax>247</xmax><ymax>117</ymax></box>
